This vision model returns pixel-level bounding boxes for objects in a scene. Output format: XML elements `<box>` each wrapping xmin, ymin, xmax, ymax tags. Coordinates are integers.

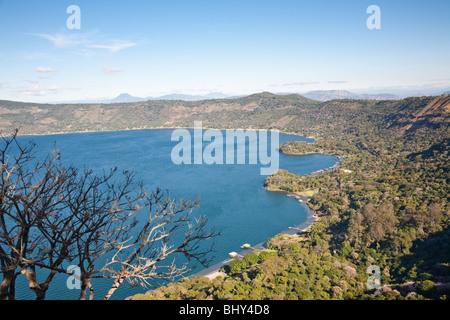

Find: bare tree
<box><xmin>56</xmin><ymin>166</ymin><xmax>219</xmax><ymax>300</ymax></box>
<box><xmin>100</xmin><ymin>190</ymin><xmax>218</xmax><ymax>300</ymax></box>
<box><xmin>0</xmin><ymin>131</ymin><xmax>219</xmax><ymax>300</ymax></box>
<box><xmin>61</xmin><ymin>166</ymin><xmax>145</xmax><ymax>300</ymax></box>
<box><xmin>65</xmin><ymin>171</ymin><xmax>219</xmax><ymax>301</ymax></box>
<box><xmin>0</xmin><ymin>130</ymin><xmax>75</xmax><ymax>299</ymax></box>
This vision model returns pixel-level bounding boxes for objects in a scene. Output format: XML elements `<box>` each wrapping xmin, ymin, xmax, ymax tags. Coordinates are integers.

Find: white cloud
<box><xmin>37</xmin><ymin>67</ymin><xmax>57</xmax><ymax>73</ymax></box>
<box><xmin>17</xmin><ymin>84</ymin><xmax>64</xmax><ymax>96</ymax></box>
<box><xmin>29</xmin><ymin>31</ymin><xmax>137</xmax><ymax>55</ymax></box>
<box><xmin>286</xmin><ymin>81</ymin><xmax>320</xmax><ymax>86</ymax></box>
<box><xmin>30</xmin><ymin>32</ymin><xmax>89</xmax><ymax>48</ymax></box>
<box><xmin>24</xmin><ymin>78</ymin><xmax>38</xmax><ymax>84</ymax></box>
<box><xmin>328</xmin><ymin>80</ymin><xmax>349</xmax><ymax>84</ymax></box>
<box><xmin>271</xmin><ymin>81</ymin><xmax>320</xmax><ymax>87</ymax></box>
<box><xmin>19</xmin><ymin>51</ymin><xmax>55</xmax><ymax>61</ymax></box>
<box><xmin>102</xmin><ymin>67</ymin><xmax>123</xmax><ymax>75</ymax></box>
<box><xmin>47</xmin><ymin>85</ymin><xmax>62</xmax><ymax>93</ymax></box>
<box><xmin>19</xmin><ymin>84</ymin><xmax>46</xmax><ymax>96</ymax></box>
<box><xmin>88</xmin><ymin>40</ymin><xmax>137</xmax><ymax>53</ymax></box>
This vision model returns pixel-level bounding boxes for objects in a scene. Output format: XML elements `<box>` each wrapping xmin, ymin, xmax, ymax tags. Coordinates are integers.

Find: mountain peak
<box><xmin>117</xmin><ymin>93</ymin><xmax>133</xmax><ymax>98</ymax></box>
<box><xmin>111</xmin><ymin>93</ymin><xmax>144</xmax><ymax>103</ymax></box>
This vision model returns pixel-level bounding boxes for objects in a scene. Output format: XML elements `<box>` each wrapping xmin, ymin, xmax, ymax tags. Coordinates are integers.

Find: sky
<box><xmin>0</xmin><ymin>0</ymin><xmax>449</xmax><ymax>103</ymax></box>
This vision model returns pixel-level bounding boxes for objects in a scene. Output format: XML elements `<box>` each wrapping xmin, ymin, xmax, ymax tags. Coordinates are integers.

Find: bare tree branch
<box><xmin>0</xmin><ymin>131</ymin><xmax>219</xmax><ymax>300</ymax></box>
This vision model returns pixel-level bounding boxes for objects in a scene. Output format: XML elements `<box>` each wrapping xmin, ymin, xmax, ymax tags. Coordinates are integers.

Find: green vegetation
<box><xmin>1</xmin><ymin>92</ymin><xmax>449</xmax><ymax>300</ymax></box>
<box><xmin>131</xmin><ymin>93</ymin><xmax>449</xmax><ymax>300</ymax></box>
<box><xmin>139</xmin><ymin>246</ymin><xmax>367</xmax><ymax>300</ymax></box>
<box><xmin>264</xmin><ymin>169</ymin><xmax>319</xmax><ymax>196</ymax></box>
<box><xmin>278</xmin><ymin>141</ymin><xmax>323</xmax><ymax>155</ymax></box>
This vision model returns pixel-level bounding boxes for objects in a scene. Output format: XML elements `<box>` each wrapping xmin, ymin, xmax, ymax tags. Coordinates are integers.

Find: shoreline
<box><xmin>190</xmin><ymin>193</ymin><xmax>318</xmax><ymax>281</ymax></box>
<box><xmin>264</xmin><ymin>186</ymin><xmax>318</xmax><ymax>198</ymax></box>
<box><xmin>190</xmin><ymin>148</ymin><xmax>341</xmax><ymax>281</ymax></box>
<box><xmin>14</xmin><ymin>126</ymin><xmax>315</xmax><ymax>142</ymax></box>
<box><xmin>280</xmin><ymin>151</ymin><xmax>320</xmax><ymax>156</ymax></box>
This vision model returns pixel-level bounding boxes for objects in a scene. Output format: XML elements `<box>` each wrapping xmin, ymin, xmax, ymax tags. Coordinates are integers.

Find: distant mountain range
<box><xmin>300</xmin><ymin>90</ymin><xmax>401</xmax><ymax>101</ymax></box>
<box><xmin>110</xmin><ymin>90</ymin><xmax>403</xmax><ymax>103</ymax></box>
<box><xmin>50</xmin><ymin>89</ymin><xmax>450</xmax><ymax>104</ymax></box>
<box><xmin>54</xmin><ymin>92</ymin><xmax>232</xmax><ymax>104</ymax></box>
<box><xmin>111</xmin><ymin>92</ymin><xmax>233</xmax><ymax>103</ymax></box>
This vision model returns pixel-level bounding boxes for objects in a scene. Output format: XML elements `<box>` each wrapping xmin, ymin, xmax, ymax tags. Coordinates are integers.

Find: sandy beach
<box><xmin>204</xmin><ymin>271</ymin><xmax>227</xmax><ymax>280</ymax></box>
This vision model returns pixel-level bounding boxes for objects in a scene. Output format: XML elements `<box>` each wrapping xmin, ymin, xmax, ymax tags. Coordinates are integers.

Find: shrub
<box><xmin>417</xmin><ymin>280</ymin><xmax>434</xmax><ymax>294</ymax></box>
<box><xmin>243</xmin><ymin>253</ymin><xmax>260</xmax><ymax>266</ymax></box>
<box><xmin>259</xmin><ymin>250</ymin><xmax>277</xmax><ymax>261</ymax></box>
<box><xmin>228</xmin><ymin>259</ymin><xmax>248</xmax><ymax>274</ymax></box>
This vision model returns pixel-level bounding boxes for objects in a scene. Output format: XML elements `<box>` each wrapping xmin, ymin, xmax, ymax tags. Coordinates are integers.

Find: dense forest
<box><xmin>1</xmin><ymin>93</ymin><xmax>449</xmax><ymax>300</ymax></box>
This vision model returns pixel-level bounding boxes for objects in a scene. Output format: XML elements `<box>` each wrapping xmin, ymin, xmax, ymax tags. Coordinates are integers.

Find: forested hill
<box><xmin>0</xmin><ymin>93</ymin><xmax>448</xmax><ymax>139</ymax></box>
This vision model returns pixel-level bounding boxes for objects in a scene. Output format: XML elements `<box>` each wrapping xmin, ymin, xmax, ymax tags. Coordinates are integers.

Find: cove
<box><xmin>11</xmin><ymin>129</ymin><xmax>339</xmax><ymax>300</ymax></box>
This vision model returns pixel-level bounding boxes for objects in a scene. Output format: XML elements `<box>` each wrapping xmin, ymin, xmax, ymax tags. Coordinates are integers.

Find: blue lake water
<box><xmin>9</xmin><ymin>129</ymin><xmax>338</xmax><ymax>300</ymax></box>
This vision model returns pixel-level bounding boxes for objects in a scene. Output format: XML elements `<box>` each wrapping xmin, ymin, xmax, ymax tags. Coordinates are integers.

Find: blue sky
<box><xmin>0</xmin><ymin>0</ymin><xmax>449</xmax><ymax>102</ymax></box>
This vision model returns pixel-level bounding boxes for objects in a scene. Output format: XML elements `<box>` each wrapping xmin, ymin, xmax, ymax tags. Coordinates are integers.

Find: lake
<box><xmin>10</xmin><ymin>129</ymin><xmax>338</xmax><ymax>300</ymax></box>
